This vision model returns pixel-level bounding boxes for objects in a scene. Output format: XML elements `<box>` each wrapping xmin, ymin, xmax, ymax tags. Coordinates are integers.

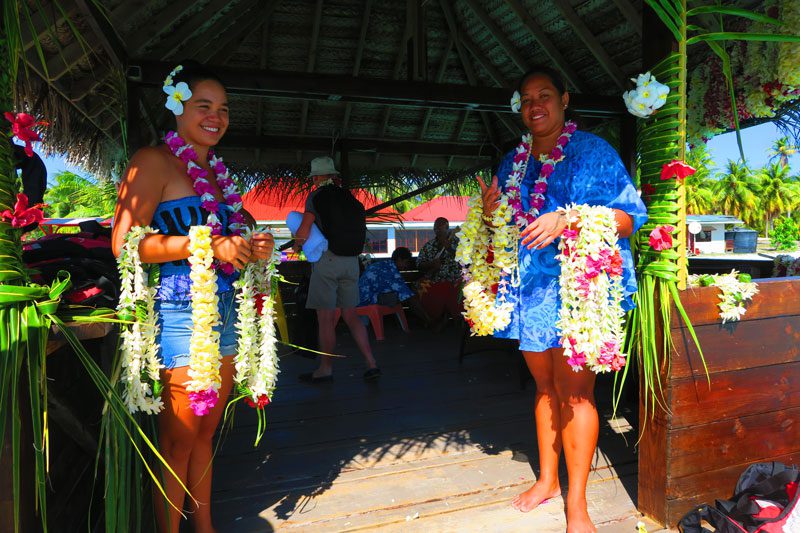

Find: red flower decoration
<box><xmin>4</xmin><ymin>112</ymin><xmax>47</xmax><ymax>157</ymax></box>
<box><xmin>649</xmin><ymin>225</ymin><xmax>675</xmax><ymax>251</ymax></box>
<box><xmin>244</xmin><ymin>394</ymin><xmax>270</xmax><ymax>409</ymax></box>
<box><xmin>1</xmin><ymin>193</ymin><xmax>44</xmax><ymax>228</ymax></box>
<box><xmin>660</xmin><ymin>160</ymin><xmax>696</xmax><ymax>181</ymax></box>
<box><xmin>485</xmin><ymin>247</ymin><xmax>494</xmax><ymax>264</ymax></box>
<box><xmin>641</xmin><ymin>183</ymin><xmax>656</xmax><ymax>197</ymax></box>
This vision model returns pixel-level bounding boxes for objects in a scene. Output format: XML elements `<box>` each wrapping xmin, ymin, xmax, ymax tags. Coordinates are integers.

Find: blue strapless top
<box><xmin>151</xmin><ymin>196</ymin><xmax>238</xmax><ymax>300</ymax></box>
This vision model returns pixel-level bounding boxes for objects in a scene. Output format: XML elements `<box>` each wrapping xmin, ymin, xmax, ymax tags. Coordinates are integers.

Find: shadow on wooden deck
<box><xmin>210</xmin><ymin>318</ymin><xmax>650</xmax><ymax>532</ymax></box>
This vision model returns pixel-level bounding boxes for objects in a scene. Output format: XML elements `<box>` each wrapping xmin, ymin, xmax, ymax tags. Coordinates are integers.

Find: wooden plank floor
<box><xmin>210</xmin><ymin>319</ymin><xmax>671</xmax><ymax>532</ymax></box>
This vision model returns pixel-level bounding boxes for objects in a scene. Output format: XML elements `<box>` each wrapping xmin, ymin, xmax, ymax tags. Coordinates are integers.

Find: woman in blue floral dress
<box><xmin>479</xmin><ymin>66</ymin><xmax>647</xmax><ymax>533</ymax></box>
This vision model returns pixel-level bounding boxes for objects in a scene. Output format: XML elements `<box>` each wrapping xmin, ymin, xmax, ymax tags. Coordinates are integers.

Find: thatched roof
<box><xmin>16</xmin><ymin>0</ymin><xmax>650</xmax><ymax>185</ymax></box>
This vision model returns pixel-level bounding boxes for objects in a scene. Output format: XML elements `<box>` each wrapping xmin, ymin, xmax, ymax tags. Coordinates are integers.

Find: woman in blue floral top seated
<box><xmin>359</xmin><ymin>247</ymin><xmax>431</xmax><ymax>323</ymax></box>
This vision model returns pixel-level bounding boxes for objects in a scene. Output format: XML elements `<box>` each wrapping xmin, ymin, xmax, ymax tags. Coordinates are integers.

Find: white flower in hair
<box><xmin>510</xmin><ymin>90</ymin><xmax>522</xmax><ymax>113</ymax></box>
<box><xmin>164</xmin><ymin>81</ymin><xmax>192</xmax><ymax>116</ymax></box>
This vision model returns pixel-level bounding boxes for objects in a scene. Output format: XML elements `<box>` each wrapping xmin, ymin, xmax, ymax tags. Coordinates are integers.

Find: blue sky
<box><xmin>36</xmin><ymin>121</ymin><xmax>799</xmax><ymax>180</ymax></box>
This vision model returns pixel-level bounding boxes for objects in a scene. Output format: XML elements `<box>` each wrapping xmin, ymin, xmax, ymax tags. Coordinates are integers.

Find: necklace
<box><xmin>504</xmin><ymin>121</ymin><xmax>577</xmax><ymax>229</ymax></box>
<box><xmin>163</xmin><ymin>131</ymin><xmax>246</xmax><ymax>275</ymax></box>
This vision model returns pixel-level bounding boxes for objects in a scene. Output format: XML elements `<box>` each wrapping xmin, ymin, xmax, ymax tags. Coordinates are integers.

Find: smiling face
<box><xmin>519</xmin><ymin>74</ymin><xmax>569</xmax><ymax>139</ymax></box>
<box><xmin>175</xmin><ymin>79</ymin><xmax>229</xmax><ymax>147</ymax></box>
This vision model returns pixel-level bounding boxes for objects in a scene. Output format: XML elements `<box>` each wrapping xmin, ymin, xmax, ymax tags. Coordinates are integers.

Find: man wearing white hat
<box><xmin>293</xmin><ymin>156</ymin><xmax>381</xmax><ymax>383</ymax></box>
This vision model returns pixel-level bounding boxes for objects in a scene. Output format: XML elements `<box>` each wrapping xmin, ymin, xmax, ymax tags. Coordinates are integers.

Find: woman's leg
<box><xmin>512</xmin><ymin>349</ymin><xmax>563</xmax><ymax>512</ymax></box>
<box><xmin>155</xmin><ymin>356</ymin><xmax>235</xmax><ymax>533</ymax></box>
<box><xmin>186</xmin><ymin>355</ymin><xmax>236</xmax><ymax>533</ymax></box>
<box><xmin>552</xmin><ymin>348</ymin><xmax>598</xmax><ymax>533</ymax></box>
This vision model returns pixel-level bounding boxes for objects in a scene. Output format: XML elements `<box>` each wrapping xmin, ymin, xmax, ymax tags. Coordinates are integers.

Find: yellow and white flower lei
<box><xmin>456</xmin><ymin>195</ymin><xmax>517</xmax><ymax>336</ymax></box>
<box><xmin>234</xmin><ymin>242</ymin><xmax>280</xmax><ymax>406</ymax></box>
<box><xmin>556</xmin><ymin>205</ymin><xmax>627</xmax><ymax>373</ymax></box>
<box><xmin>117</xmin><ymin>226</ymin><xmax>164</xmax><ymax>414</ymax></box>
<box><xmin>187</xmin><ymin>225</ymin><xmax>223</xmax><ymax>400</ymax></box>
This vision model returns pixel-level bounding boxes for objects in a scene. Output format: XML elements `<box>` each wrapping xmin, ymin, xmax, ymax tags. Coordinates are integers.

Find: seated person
<box><xmin>359</xmin><ymin>247</ymin><xmax>430</xmax><ymax>323</ymax></box>
<box><xmin>417</xmin><ymin>217</ymin><xmax>463</xmax><ymax>327</ymax></box>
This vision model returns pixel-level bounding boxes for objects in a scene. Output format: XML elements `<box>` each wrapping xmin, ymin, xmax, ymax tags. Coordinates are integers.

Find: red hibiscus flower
<box><xmin>4</xmin><ymin>112</ymin><xmax>47</xmax><ymax>157</ymax></box>
<box><xmin>607</xmin><ymin>250</ymin><xmax>623</xmax><ymax>277</ymax></box>
<box><xmin>649</xmin><ymin>225</ymin><xmax>675</xmax><ymax>251</ymax></box>
<box><xmin>660</xmin><ymin>160</ymin><xmax>696</xmax><ymax>181</ymax></box>
<box><xmin>245</xmin><ymin>394</ymin><xmax>271</xmax><ymax>409</ymax></box>
<box><xmin>1</xmin><ymin>193</ymin><xmax>44</xmax><ymax>228</ymax></box>
<box><xmin>641</xmin><ymin>183</ymin><xmax>656</xmax><ymax>197</ymax></box>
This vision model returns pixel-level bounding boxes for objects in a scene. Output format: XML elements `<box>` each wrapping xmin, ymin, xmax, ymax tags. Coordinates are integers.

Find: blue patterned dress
<box><xmin>494</xmin><ymin>130</ymin><xmax>648</xmax><ymax>352</ymax></box>
<box><xmin>358</xmin><ymin>259</ymin><xmax>414</xmax><ymax>306</ymax></box>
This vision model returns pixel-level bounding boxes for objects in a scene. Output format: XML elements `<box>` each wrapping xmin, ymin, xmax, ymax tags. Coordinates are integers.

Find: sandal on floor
<box><xmin>298</xmin><ymin>372</ymin><xmax>334</xmax><ymax>384</ymax></box>
<box><xmin>363</xmin><ymin>368</ymin><xmax>382</xmax><ymax>381</ymax></box>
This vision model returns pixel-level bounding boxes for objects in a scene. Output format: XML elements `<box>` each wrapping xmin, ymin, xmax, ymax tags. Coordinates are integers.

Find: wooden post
<box><xmin>126</xmin><ymin>80</ymin><xmax>143</xmax><ymax>157</ymax></box>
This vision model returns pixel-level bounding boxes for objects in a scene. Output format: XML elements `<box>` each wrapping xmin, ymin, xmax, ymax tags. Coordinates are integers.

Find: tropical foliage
<box><xmin>44</xmin><ymin>171</ymin><xmax>117</xmax><ymax>218</ymax></box>
<box><xmin>624</xmin><ymin>0</ymin><xmax>800</xmax><ymax>418</ymax></box>
<box><xmin>770</xmin><ymin>217</ymin><xmax>799</xmax><ymax>250</ymax></box>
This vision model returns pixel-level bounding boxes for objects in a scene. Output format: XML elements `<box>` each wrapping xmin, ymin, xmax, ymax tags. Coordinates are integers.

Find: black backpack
<box><xmin>312</xmin><ymin>184</ymin><xmax>366</xmax><ymax>256</ymax></box>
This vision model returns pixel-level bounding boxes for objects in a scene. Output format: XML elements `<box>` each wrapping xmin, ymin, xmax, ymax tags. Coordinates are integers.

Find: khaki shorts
<box><xmin>306</xmin><ymin>250</ymin><xmax>359</xmax><ymax>309</ymax></box>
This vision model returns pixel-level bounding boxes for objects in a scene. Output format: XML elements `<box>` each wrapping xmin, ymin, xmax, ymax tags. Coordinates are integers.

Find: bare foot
<box><xmin>566</xmin><ymin>499</ymin><xmax>596</xmax><ymax>533</ymax></box>
<box><xmin>511</xmin><ymin>479</ymin><xmax>561</xmax><ymax>512</ymax></box>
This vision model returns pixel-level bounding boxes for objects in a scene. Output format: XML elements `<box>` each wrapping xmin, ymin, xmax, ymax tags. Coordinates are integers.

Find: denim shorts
<box><xmin>155</xmin><ymin>290</ymin><xmax>239</xmax><ymax>369</ymax></box>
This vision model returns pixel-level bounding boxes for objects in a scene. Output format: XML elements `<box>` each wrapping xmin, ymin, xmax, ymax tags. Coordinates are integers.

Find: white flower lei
<box><xmin>688</xmin><ymin>270</ymin><xmax>759</xmax><ymax>323</ymax></box>
<box><xmin>234</xmin><ymin>245</ymin><xmax>281</xmax><ymax>407</ymax></box>
<box><xmin>117</xmin><ymin>226</ymin><xmax>164</xmax><ymax>414</ymax></box>
<box><xmin>556</xmin><ymin>205</ymin><xmax>627</xmax><ymax>373</ymax></box>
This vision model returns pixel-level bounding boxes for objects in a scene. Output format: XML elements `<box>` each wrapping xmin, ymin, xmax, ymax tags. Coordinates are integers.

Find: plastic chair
<box><xmin>334</xmin><ymin>304</ymin><xmax>409</xmax><ymax>341</ymax></box>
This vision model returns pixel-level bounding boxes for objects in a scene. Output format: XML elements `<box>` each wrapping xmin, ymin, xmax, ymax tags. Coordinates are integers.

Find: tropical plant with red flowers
<box><xmin>0</xmin><ymin>192</ymin><xmax>44</xmax><ymax>228</ymax></box>
<box><xmin>4</xmin><ymin>111</ymin><xmax>46</xmax><ymax>157</ymax></box>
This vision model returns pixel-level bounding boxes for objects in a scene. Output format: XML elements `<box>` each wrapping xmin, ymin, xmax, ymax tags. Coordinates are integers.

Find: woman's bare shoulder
<box><xmin>123</xmin><ymin>145</ymin><xmax>171</xmax><ymax>184</ymax></box>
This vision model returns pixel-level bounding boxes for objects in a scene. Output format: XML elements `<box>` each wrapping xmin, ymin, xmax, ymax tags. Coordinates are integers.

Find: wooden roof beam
<box><xmin>298</xmin><ymin>0</ymin><xmax>325</xmax><ymax>162</ymax></box>
<box><xmin>125</xmin><ymin>2</ymin><xmax>197</xmax><ymax>55</ymax></box>
<box><xmin>460</xmin><ymin>0</ymin><xmax>529</xmax><ymax>73</ymax></box>
<box><xmin>254</xmin><ymin>18</ymin><xmax>272</xmax><ymax>163</ymax></box>
<box><xmin>341</xmin><ymin>0</ymin><xmax>374</xmax><ymax>137</ymax></box>
<box><xmin>132</xmin><ymin>60</ymin><xmax>626</xmax><ymax>117</ymax></box>
<box><xmin>74</xmin><ymin>0</ymin><xmax>127</xmax><ymax>67</ymax></box>
<box><xmin>206</xmin><ymin>0</ymin><xmax>280</xmax><ymax>65</ymax></box>
<box><xmin>611</xmin><ymin>0</ymin><xmax>643</xmax><ymax>37</ymax></box>
<box><xmin>151</xmin><ymin>0</ymin><xmax>249</xmax><ymax>60</ymax></box>
<box><xmin>221</xmin><ymin>134</ymin><xmax>494</xmax><ymax>158</ymax></box>
<box><xmin>21</xmin><ymin>5</ymin><xmax>79</xmax><ymax>52</ymax></box>
<box><xmin>551</xmin><ymin>0</ymin><xmax>626</xmax><ymax>90</ymax></box>
<box><xmin>411</xmin><ymin>37</ymin><xmax>454</xmax><ymax>167</ymax></box>
<box><xmin>440</xmin><ymin>0</ymin><xmax>513</xmax><ymax>141</ymax></box>
<box><xmin>502</xmin><ymin>0</ymin><xmax>588</xmax><ymax>93</ymax></box>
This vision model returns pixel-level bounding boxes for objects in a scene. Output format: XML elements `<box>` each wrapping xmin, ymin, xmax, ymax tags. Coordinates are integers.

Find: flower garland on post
<box><xmin>688</xmin><ymin>271</ymin><xmax>759</xmax><ymax>323</ymax></box>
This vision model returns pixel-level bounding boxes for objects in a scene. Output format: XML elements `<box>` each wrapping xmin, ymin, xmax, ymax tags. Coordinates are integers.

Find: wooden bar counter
<box><xmin>638</xmin><ymin>277</ymin><xmax>800</xmax><ymax>526</ymax></box>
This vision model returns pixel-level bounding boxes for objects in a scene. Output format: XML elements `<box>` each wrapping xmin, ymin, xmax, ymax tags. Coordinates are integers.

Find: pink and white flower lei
<box><xmin>505</xmin><ymin>120</ymin><xmax>577</xmax><ymax>229</ymax></box>
<box><xmin>556</xmin><ymin>204</ymin><xmax>627</xmax><ymax>374</ymax></box>
<box><xmin>164</xmin><ymin>130</ymin><xmax>247</xmax><ymax>275</ymax></box>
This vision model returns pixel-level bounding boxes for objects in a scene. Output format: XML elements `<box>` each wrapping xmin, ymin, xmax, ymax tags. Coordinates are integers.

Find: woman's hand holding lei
<box><xmin>248</xmin><ymin>233</ymin><xmax>275</xmax><ymax>262</ymax></box>
<box><xmin>477</xmin><ymin>174</ymin><xmax>501</xmax><ymax>224</ymax></box>
<box><xmin>521</xmin><ymin>210</ymin><xmax>577</xmax><ymax>250</ymax></box>
<box><xmin>211</xmin><ymin>234</ymin><xmax>251</xmax><ymax>269</ymax></box>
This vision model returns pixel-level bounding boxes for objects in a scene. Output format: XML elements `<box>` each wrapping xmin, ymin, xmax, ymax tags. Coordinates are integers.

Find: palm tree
<box><xmin>713</xmin><ymin>161</ymin><xmax>761</xmax><ymax>228</ymax></box>
<box><xmin>768</xmin><ymin>137</ymin><xmax>798</xmax><ymax>168</ymax></box>
<box><xmin>684</xmin><ymin>145</ymin><xmax>715</xmax><ymax>214</ymax></box>
<box><xmin>44</xmin><ymin>171</ymin><xmax>117</xmax><ymax>218</ymax></box>
<box><xmin>757</xmin><ymin>163</ymin><xmax>796</xmax><ymax>236</ymax></box>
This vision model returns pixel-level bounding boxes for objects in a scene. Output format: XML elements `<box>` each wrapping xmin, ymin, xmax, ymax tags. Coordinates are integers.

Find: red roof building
<box><xmin>243</xmin><ymin>188</ymin><xmax>398</xmax><ymax>222</ymax></box>
<box><xmin>400</xmin><ymin>196</ymin><xmax>470</xmax><ymax>222</ymax></box>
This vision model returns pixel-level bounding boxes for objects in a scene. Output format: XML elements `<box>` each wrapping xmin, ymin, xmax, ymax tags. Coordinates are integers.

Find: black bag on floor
<box><xmin>678</xmin><ymin>462</ymin><xmax>800</xmax><ymax>532</ymax></box>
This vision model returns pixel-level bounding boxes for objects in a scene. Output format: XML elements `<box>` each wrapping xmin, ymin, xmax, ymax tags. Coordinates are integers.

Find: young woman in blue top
<box><xmin>479</xmin><ymin>66</ymin><xmax>647</xmax><ymax>533</ymax></box>
<box><xmin>112</xmin><ymin>62</ymin><xmax>274</xmax><ymax>533</ymax></box>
